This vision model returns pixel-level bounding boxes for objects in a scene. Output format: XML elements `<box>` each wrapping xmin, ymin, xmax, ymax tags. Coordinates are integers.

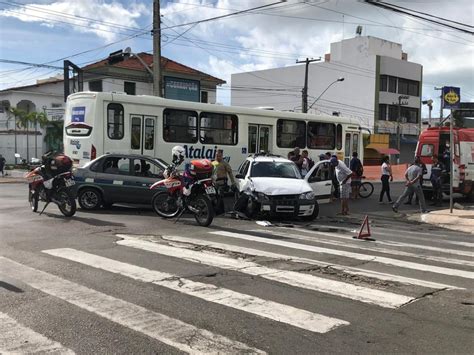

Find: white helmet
<box><xmin>171</xmin><ymin>145</ymin><xmax>185</xmax><ymax>165</ymax></box>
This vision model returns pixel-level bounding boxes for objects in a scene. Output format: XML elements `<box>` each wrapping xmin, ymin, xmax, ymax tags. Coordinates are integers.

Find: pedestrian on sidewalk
<box><xmin>392</xmin><ymin>156</ymin><xmax>428</xmax><ymax>213</ymax></box>
<box><xmin>330</xmin><ymin>155</ymin><xmax>352</xmax><ymax>215</ymax></box>
<box><xmin>349</xmin><ymin>152</ymin><xmax>363</xmax><ymax>199</ymax></box>
<box><xmin>0</xmin><ymin>154</ymin><xmax>5</xmax><ymax>177</ymax></box>
<box><xmin>379</xmin><ymin>156</ymin><xmax>393</xmax><ymax>204</ymax></box>
<box><xmin>405</xmin><ymin>160</ymin><xmax>427</xmax><ymax>205</ymax></box>
<box><xmin>430</xmin><ymin>154</ymin><xmax>445</xmax><ymax>207</ymax></box>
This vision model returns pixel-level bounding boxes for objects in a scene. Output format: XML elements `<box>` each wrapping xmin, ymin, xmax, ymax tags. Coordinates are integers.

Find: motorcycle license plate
<box><xmin>205</xmin><ymin>186</ymin><xmax>216</xmax><ymax>195</ymax></box>
<box><xmin>64</xmin><ymin>178</ymin><xmax>75</xmax><ymax>187</ymax></box>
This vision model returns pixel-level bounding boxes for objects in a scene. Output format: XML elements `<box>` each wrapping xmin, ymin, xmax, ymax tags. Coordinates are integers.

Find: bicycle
<box><xmin>357</xmin><ymin>176</ymin><xmax>374</xmax><ymax>198</ymax></box>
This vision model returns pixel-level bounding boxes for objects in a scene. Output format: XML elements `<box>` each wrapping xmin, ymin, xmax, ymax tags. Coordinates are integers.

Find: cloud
<box><xmin>0</xmin><ymin>0</ymin><xmax>148</xmax><ymax>42</ymax></box>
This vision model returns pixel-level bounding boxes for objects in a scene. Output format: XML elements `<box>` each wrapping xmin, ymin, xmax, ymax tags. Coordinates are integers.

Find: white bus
<box><xmin>64</xmin><ymin>92</ymin><xmax>364</xmax><ymax>169</ymax></box>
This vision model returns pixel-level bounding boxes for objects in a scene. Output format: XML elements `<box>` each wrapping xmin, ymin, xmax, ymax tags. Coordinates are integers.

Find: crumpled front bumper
<box><xmin>258</xmin><ymin>195</ymin><xmax>315</xmax><ymax>216</ymax></box>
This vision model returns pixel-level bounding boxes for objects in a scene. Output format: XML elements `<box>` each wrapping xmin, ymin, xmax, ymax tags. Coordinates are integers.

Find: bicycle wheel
<box><xmin>358</xmin><ymin>182</ymin><xmax>374</xmax><ymax>198</ymax></box>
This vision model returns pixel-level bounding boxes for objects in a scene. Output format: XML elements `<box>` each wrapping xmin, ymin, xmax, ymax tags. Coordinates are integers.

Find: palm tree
<box><xmin>8</xmin><ymin>108</ymin><xmax>27</xmax><ymax>164</ymax></box>
<box><xmin>16</xmin><ymin>109</ymin><xmax>31</xmax><ymax>163</ymax></box>
<box><xmin>44</xmin><ymin>120</ymin><xmax>64</xmax><ymax>152</ymax></box>
<box><xmin>28</xmin><ymin>112</ymin><xmax>49</xmax><ymax>159</ymax></box>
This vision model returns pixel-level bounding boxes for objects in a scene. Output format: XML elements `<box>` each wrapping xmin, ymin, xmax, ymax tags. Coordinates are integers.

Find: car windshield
<box><xmin>250</xmin><ymin>161</ymin><xmax>302</xmax><ymax>179</ymax></box>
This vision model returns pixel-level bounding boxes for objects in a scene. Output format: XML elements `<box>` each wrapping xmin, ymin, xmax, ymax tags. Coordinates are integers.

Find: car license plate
<box><xmin>65</xmin><ymin>178</ymin><xmax>75</xmax><ymax>187</ymax></box>
<box><xmin>205</xmin><ymin>186</ymin><xmax>216</xmax><ymax>195</ymax></box>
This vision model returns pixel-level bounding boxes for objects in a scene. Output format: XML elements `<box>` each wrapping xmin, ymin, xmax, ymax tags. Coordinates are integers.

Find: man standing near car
<box><xmin>392</xmin><ymin>156</ymin><xmax>428</xmax><ymax>213</ymax></box>
<box><xmin>212</xmin><ymin>149</ymin><xmax>237</xmax><ymax>214</ymax></box>
<box><xmin>330</xmin><ymin>156</ymin><xmax>352</xmax><ymax>215</ymax></box>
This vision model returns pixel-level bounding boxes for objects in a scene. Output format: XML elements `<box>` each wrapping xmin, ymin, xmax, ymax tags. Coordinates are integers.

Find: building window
<box><xmin>199</xmin><ymin>112</ymin><xmax>238</xmax><ymax>145</ymax></box>
<box><xmin>307</xmin><ymin>122</ymin><xmax>335</xmax><ymax>150</ymax></box>
<box><xmin>388</xmin><ymin>76</ymin><xmax>397</xmax><ymax>93</ymax></box>
<box><xmin>398</xmin><ymin>78</ymin><xmax>409</xmax><ymax>95</ymax></box>
<box><xmin>379</xmin><ymin>75</ymin><xmax>388</xmax><ymax>92</ymax></box>
<box><xmin>89</xmin><ymin>80</ymin><xmax>103</xmax><ymax>92</ymax></box>
<box><xmin>378</xmin><ymin>104</ymin><xmax>387</xmax><ymax>120</ymax></box>
<box><xmin>124</xmin><ymin>81</ymin><xmax>136</xmax><ymax>95</ymax></box>
<box><xmin>201</xmin><ymin>91</ymin><xmax>208</xmax><ymax>103</ymax></box>
<box><xmin>107</xmin><ymin>103</ymin><xmax>124</xmax><ymax>139</ymax></box>
<box><xmin>401</xmin><ymin>107</ymin><xmax>419</xmax><ymax>123</ymax></box>
<box><xmin>163</xmin><ymin>109</ymin><xmax>198</xmax><ymax>143</ymax></box>
<box><xmin>408</xmin><ymin>80</ymin><xmax>419</xmax><ymax>97</ymax></box>
<box><xmin>276</xmin><ymin>119</ymin><xmax>306</xmax><ymax>148</ymax></box>
<box><xmin>388</xmin><ymin>105</ymin><xmax>398</xmax><ymax>121</ymax></box>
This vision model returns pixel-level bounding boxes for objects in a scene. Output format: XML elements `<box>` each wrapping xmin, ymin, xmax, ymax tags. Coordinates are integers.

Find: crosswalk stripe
<box><xmin>248</xmin><ymin>229</ymin><xmax>474</xmax><ymax>267</ymax></box>
<box><xmin>116</xmin><ymin>237</ymin><xmax>414</xmax><ymax>309</ymax></box>
<box><xmin>43</xmin><ymin>249</ymin><xmax>349</xmax><ymax>334</ymax></box>
<box><xmin>0</xmin><ymin>311</ymin><xmax>75</xmax><ymax>354</ymax></box>
<box><xmin>158</xmin><ymin>235</ymin><xmax>463</xmax><ymax>290</ymax></box>
<box><xmin>278</xmin><ymin>227</ymin><xmax>474</xmax><ymax>257</ymax></box>
<box><xmin>0</xmin><ymin>257</ymin><xmax>265</xmax><ymax>354</ymax></box>
<box><xmin>209</xmin><ymin>231</ymin><xmax>474</xmax><ymax>280</ymax></box>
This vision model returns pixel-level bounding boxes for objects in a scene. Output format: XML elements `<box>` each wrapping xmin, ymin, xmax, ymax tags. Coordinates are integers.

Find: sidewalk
<box><xmin>413</xmin><ymin>208</ymin><xmax>474</xmax><ymax>235</ymax></box>
<box><xmin>0</xmin><ymin>170</ymin><xmax>28</xmax><ymax>184</ymax></box>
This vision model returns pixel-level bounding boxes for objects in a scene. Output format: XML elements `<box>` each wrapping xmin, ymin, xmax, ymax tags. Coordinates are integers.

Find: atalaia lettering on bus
<box><xmin>183</xmin><ymin>145</ymin><xmax>218</xmax><ymax>160</ymax></box>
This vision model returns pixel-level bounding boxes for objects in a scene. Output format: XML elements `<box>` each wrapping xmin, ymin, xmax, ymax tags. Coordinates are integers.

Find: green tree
<box><xmin>8</xmin><ymin>107</ymin><xmax>27</xmax><ymax>163</ymax></box>
<box><xmin>44</xmin><ymin>120</ymin><xmax>64</xmax><ymax>152</ymax></box>
<box><xmin>28</xmin><ymin>112</ymin><xmax>49</xmax><ymax>159</ymax></box>
<box><xmin>15</xmin><ymin>108</ymin><xmax>32</xmax><ymax>163</ymax></box>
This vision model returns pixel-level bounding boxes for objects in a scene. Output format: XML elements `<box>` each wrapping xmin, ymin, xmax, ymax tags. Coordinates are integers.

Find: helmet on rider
<box><xmin>171</xmin><ymin>145</ymin><xmax>185</xmax><ymax>166</ymax></box>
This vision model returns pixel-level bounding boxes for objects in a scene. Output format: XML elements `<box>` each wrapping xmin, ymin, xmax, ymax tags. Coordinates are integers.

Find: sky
<box><xmin>0</xmin><ymin>0</ymin><xmax>473</xmax><ymax>119</ymax></box>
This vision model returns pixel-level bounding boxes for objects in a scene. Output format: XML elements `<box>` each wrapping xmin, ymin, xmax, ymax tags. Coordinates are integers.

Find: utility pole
<box><xmin>153</xmin><ymin>0</ymin><xmax>162</xmax><ymax>97</ymax></box>
<box><xmin>296</xmin><ymin>57</ymin><xmax>320</xmax><ymax>113</ymax></box>
<box><xmin>435</xmin><ymin>86</ymin><xmax>443</xmax><ymax>122</ymax></box>
<box><xmin>395</xmin><ymin>95</ymin><xmax>409</xmax><ymax>164</ymax></box>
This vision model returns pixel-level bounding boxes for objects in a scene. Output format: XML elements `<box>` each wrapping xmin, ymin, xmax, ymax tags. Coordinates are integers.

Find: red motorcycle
<box><xmin>25</xmin><ymin>152</ymin><xmax>77</xmax><ymax>217</ymax></box>
<box><xmin>150</xmin><ymin>156</ymin><xmax>216</xmax><ymax>227</ymax></box>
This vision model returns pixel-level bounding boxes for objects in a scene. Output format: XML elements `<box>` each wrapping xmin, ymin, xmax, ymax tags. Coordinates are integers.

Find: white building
<box><xmin>0</xmin><ymin>53</ymin><xmax>225</xmax><ymax>164</ymax></box>
<box><xmin>231</xmin><ymin>36</ymin><xmax>423</xmax><ymax>159</ymax></box>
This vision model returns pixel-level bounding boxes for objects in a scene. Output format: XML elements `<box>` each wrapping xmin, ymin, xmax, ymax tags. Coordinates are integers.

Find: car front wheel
<box><xmin>78</xmin><ymin>188</ymin><xmax>102</xmax><ymax>210</ymax></box>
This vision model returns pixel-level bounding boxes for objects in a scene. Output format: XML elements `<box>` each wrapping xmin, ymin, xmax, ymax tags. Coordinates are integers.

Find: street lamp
<box><xmin>307</xmin><ymin>77</ymin><xmax>344</xmax><ymax>111</ymax></box>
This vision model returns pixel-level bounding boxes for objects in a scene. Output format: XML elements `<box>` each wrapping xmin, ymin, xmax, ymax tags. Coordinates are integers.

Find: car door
<box><xmin>97</xmin><ymin>156</ymin><xmax>133</xmax><ymax>204</ymax></box>
<box><xmin>305</xmin><ymin>161</ymin><xmax>333</xmax><ymax>203</ymax></box>
<box><xmin>236</xmin><ymin>160</ymin><xmax>250</xmax><ymax>192</ymax></box>
<box><xmin>130</xmin><ymin>158</ymin><xmax>166</xmax><ymax>204</ymax></box>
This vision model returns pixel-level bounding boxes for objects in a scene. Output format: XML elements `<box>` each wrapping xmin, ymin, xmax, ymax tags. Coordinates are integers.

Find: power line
<box><xmin>363</xmin><ymin>1</ymin><xmax>474</xmax><ymax>35</ymax></box>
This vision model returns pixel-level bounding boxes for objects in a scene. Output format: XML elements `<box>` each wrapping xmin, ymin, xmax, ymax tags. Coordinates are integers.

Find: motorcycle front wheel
<box><xmin>192</xmin><ymin>195</ymin><xmax>214</xmax><ymax>227</ymax></box>
<box><xmin>28</xmin><ymin>189</ymin><xmax>38</xmax><ymax>212</ymax></box>
<box><xmin>57</xmin><ymin>189</ymin><xmax>77</xmax><ymax>217</ymax></box>
<box><xmin>152</xmin><ymin>192</ymin><xmax>181</xmax><ymax>218</ymax></box>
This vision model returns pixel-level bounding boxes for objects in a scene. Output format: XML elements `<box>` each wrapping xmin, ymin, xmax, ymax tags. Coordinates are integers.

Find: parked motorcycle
<box><xmin>150</xmin><ymin>146</ymin><xmax>216</xmax><ymax>227</ymax></box>
<box><xmin>25</xmin><ymin>152</ymin><xmax>77</xmax><ymax>217</ymax></box>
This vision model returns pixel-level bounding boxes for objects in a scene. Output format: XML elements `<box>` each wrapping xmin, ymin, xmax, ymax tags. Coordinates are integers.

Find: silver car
<box><xmin>73</xmin><ymin>154</ymin><xmax>167</xmax><ymax>210</ymax></box>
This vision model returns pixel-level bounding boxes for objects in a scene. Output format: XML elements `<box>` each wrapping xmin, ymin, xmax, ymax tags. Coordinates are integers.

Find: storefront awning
<box><xmin>366</xmin><ymin>145</ymin><xmax>400</xmax><ymax>155</ymax></box>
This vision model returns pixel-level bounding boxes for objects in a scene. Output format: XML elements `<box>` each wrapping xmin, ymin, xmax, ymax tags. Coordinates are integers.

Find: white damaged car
<box><xmin>235</xmin><ymin>154</ymin><xmax>318</xmax><ymax>220</ymax></box>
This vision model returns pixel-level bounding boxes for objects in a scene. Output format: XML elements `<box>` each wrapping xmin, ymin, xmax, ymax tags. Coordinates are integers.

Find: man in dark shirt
<box><xmin>290</xmin><ymin>147</ymin><xmax>303</xmax><ymax>171</ymax></box>
<box><xmin>430</xmin><ymin>154</ymin><xmax>445</xmax><ymax>206</ymax></box>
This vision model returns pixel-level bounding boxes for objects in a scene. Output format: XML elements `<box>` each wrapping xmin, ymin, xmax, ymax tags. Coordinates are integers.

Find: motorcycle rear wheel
<box><xmin>192</xmin><ymin>195</ymin><xmax>214</xmax><ymax>227</ymax></box>
<box><xmin>57</xmin><ymin>189</ymin><xmax>77</xmax><ymax>217</ymax></box>
<box><xmin>29</xmin><ymin>189</ymin><xmax>38</xmax><ymax>212</ymax></box>
<box><xmin>152</xmin><ymin>192</ymin><xmax>181</xmax><ymax>218</ymax></box>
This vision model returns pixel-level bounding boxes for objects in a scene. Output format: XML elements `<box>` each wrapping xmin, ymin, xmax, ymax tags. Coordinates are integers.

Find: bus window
<box><xmin>144</xmin><ymin>118</ymin><xmax>154</xmax><ymax>150</ymax></box>
<box><xmin>336</xmin><ymin>124</ymin><xmax>342</xmax><ymax>150</ymax></box>
<box><xmin>107</xmin><ymin>103</ymin><xmax>124</xmax><ymax>140</ymax></box>
<box><xmin>199</xmin><ymin>112</ymin><xmax>238</xmax><ymax>145</ymax></box>
<box><xmin>307</xmin><ymin>122</ymin><xmax>335</xmax><ymax>150</ymax></box>
<box><xmin>277</xmin><ymin>119</ymin><xmax>306</xmax><ymax>148</ymax></box>
<box><xmin>163</xmin><ymin>109</ymin><xmax>198</xmax><ymax>143</ymax></box>
<box><xmin>131</xmin><ymin>117</ymin><xmax>141</xmax><ymax>149</ymax></box>
<box><xmin>352</xmin><ymin>133</ymin><xmax>359</xmax><ymax>154</ymax></box>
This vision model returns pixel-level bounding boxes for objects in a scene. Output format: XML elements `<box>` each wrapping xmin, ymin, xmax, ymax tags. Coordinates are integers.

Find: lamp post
<box><xmin>307</xmin><ymin>77</ymin><xmax>345</xmax><ymax>111</ymax></box>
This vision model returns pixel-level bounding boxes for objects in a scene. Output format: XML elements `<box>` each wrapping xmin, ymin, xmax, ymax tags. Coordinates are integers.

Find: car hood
<box><xmin>250</xmin><ymin>177</ymin><xmax>311</xmax><ymax>195</ymax></box>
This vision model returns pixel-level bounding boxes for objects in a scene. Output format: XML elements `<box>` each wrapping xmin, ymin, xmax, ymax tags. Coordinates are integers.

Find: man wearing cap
<box><xmin>330</xmin><ymin>156</ymin><xmax>352</xmax><ymax>215</ymax></box>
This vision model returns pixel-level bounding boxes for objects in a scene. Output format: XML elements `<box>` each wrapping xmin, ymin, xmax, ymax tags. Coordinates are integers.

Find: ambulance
<box><xmin>416</xmin><ymin>127</ymin><xmax>474</xmax><ymax>200</ymax></box>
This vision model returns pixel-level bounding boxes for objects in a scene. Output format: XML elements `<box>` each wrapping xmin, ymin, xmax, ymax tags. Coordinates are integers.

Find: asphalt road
<box><xmin>0</xmin><ymin>182</ymin><xmax>473</xmax><ymax>354</ymax></box>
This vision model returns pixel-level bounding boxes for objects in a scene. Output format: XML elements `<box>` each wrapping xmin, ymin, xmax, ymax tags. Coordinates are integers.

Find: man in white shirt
<box><xmin>392</xmin><ymin>156</ymin><xmax>428</xmax><ymax>213</ymax></box>
<box><xmin>330</xmin><ymin>156</ymin><xmax>352</xmax><ymax>215</ymax></box>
